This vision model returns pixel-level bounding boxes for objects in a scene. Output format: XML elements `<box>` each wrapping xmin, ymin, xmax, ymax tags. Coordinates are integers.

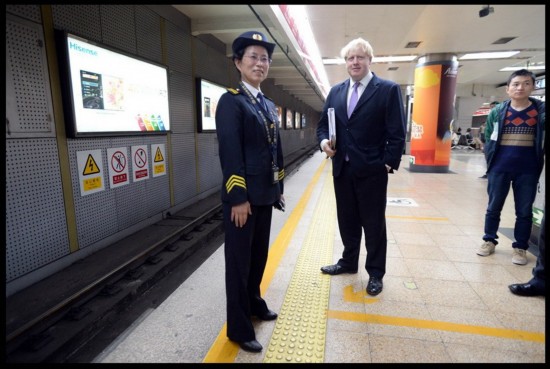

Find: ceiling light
<box><xmin>322</xmin><ymin>55</ymin><xmax>417</xmax><ymax>65</ymax></box>
<box><xmin>499</xmin><ymin>65</ymin><xmax>545</xmax><ymax>72</ymax></box>
<box><xmin>374</xmin><ymin>55</ymin><xmax>417</xmax><ymax>63</ymax></box>
<box><xmin>322</xmin><ymin>58</ymin><xmax>346</xmax><ymax>65</ymax></box>
<box><xmin>459</xmin><ymin>51</ymin><xmax>520</xmax><ymax>60</ymax></box>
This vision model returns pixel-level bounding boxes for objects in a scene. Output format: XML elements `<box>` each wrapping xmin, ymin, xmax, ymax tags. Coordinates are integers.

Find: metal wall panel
<box><xmin>168</xmin><ymin>70</ymin><xmax>195</xmax><ymax>134</ymax></box>
<box><xmin>5</xmin><ymin>14</ymin><xmax>55</xmax><ymax>138</ymax></box>
<box><xmin>170</xmin><ymin>133</ymin><xmax>198</xmax><ymax>204</ymax></box>
<box><xmin>51</xmin><ymin>4</ymin><xmax>102</xmax><ymax>40</ymax></box>
<box><xmin>67</xmin><ymin>138</ymin><xmax>119</xmax><ymax>248</ymax></box>
<box><xmin>194</xmin><ymin>40</ymin><xmax>232</xmax><ymax>88</ymax></box>
<box><xmin>5</xmin><ymin>139</ymin><xmax>70</xmax><ymax>282</ymax></box>
<box><xmin>100</xmin><ymin>5</ymin><xmax>137</xmax><ymax>54</ymax></box>
<box><xmin>67</xmin><ymin>136</ymin><xmax>172</xmax><ymax>248</ymax></box>
<box><xmin>196</xmin><ymin>133</ymin><xmax>222</xmax><ymax>193</ymax></box>
<box><xmin>165</xmin><ymin>20</ymin><xmax>192</xmax><ymax>75</ymax></box>
<box><xmin>108</xmin><ymin>136</ymin><xmax>171</xmax><ymax>230</ymax></box>
<box><xmin>135</xmin><ymin>6</ymin><xmax>162</xmax><ymax>64</ymax></box>
<box><xmin>143</xmin><ymin>136</ymin><xmax>172</xmax><ymax>218</ymax></box>
<box><xmin>5</xmin><ymin>4</ymin><xmax>42</xmax><ymax>23</ymax></box>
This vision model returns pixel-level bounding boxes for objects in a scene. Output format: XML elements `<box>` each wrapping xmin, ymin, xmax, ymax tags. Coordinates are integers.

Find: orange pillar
<box><xmin>409</xmin><ymin>54</ymin><xmax>458</xmax><ymax>173</ymax></box>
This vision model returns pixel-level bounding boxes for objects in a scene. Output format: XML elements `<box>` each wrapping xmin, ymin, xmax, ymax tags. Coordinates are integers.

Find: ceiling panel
<box><xmin>172</xmin><ymin>4</ymin><xmax>545</xmax><ymax>112</ymax></box>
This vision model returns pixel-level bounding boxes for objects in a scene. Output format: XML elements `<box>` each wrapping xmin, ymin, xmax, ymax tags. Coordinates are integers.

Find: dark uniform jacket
<box><xmin>216</xmin><ymin>87</ymin><xmax>284</xmax><ymax>206</ymax></box>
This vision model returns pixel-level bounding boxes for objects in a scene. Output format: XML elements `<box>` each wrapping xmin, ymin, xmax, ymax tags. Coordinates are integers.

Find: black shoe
<box><xmin>253</xmin><ymin>309</ymin><xmax>278</xmax><ymax>321</ymax></box>
<box><xmin>508</xmin><ymin>283</ymin><xmax>545</xmax><ymax>297</ymax></box>
<box><xmin>479</xmin><ymin>174</ymin><xmax>487</xmax><ymax>179</ymax></box>
<box><xmin>320</xmin><ymin>264</ymin><xmax>357</xmax><ymax>275</ymax></box>
<box><xmin>238</xmin><ymin>339</ymin><xmax>263</xmax><ymax>353</ymax></box>
<box><xmin>366</xmin><ymin>277</ymin><xmax>383</xmax><ymax>296</ymax></box>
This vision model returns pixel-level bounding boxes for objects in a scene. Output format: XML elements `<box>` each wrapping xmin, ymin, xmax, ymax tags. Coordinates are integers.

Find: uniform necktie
<box><xmin>348</xmin><ymin>82</ymin><xmax>360</xmax><ymax>118</ymax></box>
<box><xmin>257</xmin><ymin>93</ymin><xmax>268</xmax><ymax>112</ymax></box>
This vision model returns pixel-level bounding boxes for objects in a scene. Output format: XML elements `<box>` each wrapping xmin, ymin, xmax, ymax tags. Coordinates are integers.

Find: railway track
<box><xmin>5</xmin><ymin>204</ymin><xmax>224</xmax><ymax>363</ymax></box>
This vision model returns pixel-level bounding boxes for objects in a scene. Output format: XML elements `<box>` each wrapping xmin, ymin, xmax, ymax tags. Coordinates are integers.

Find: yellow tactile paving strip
<box><xmin>263</xmin><ymin>168</ymin><xmax>336</xmax><ymax>363</ymax></box>
<box><xmin>203</xmin><ymin>159</ymin><xmax>328</xmax><ymax>363</ymax></box>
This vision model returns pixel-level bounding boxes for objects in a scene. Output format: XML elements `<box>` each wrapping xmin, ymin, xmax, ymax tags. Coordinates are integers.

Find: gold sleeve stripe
<box><xmin>226</xmin><ymin>175</ymin><xmax>246</xmax><ymax>193</ymax></box>
<box><xmin>278</xmin><ymin>168</ymin><xmax>285</xmax><ymax>180</ymax></box>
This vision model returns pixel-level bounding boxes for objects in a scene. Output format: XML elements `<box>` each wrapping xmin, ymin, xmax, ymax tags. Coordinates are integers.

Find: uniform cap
<box><xmin>232</xmin><ymin>31</ymin><xmax>275</xmax><ymax>57</ymax></box>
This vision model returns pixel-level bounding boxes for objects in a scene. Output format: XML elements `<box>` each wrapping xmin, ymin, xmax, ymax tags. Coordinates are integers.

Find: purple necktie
<box><xmin>347</xmin><ymin>82</ymin><xmax>360</xmax><ymax>118</ymax></box>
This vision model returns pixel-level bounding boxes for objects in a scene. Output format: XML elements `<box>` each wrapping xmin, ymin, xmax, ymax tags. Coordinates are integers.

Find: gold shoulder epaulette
<box><xmin>227</xmin><ymin>88</ymin><xmax>240</xmax><ymax>95</ymax></box>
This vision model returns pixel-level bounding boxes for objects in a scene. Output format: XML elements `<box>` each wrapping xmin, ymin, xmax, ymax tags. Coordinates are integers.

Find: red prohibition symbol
<box><xmin>134</xmin><ymin>148</ymin><xmax>147</xmax><ymax>168</ymax></box>
<box><xmin>111</xmin><ymin>151</ymin><xmax>127</xmax><ymax>173</ymax></box>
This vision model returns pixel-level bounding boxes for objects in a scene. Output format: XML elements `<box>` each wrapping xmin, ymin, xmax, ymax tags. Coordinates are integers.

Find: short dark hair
<box><xmin>507</xmin><ymin>69</ymin><xmax>536</xmax><ymax>86</ymax></box>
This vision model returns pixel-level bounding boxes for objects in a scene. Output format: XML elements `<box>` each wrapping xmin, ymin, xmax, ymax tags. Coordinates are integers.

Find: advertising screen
<box><xmin>196</xmin><ymin>78</ymin><xmax>227</xmax><ymax>132</ymax></box>
<box><xmin>59</xmin><ymin>32</ymin><xmax>170</xmax><ymax>137</ymax></box>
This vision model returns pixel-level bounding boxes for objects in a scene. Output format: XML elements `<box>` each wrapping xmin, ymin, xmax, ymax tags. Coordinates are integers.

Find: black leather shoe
<box><xmin>238</xmin><ymin>339</ymin><xmax>263</xmax><ymax>353</ymax></box>
<box><xmin>254</xmin><ymin>309</ymin><xmax>278</xmax><ymax>321</ymax></box>
<box><xmin>366</xmin><ymin>277</ymin><xmax>383</xmax><ymax>296</ymax></box>
<box><xmin>509</xmin><ymin>283</ymin><xmax>545</xmax><ymax>297</ymax></box>
<box><xmin>320</xmin><ymin>264</ymin><xmax>357</xmax><ymax>275</ymax></box>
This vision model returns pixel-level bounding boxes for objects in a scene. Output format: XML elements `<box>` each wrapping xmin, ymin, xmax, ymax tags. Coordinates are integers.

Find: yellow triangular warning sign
<box><xmin>154</xmin><ymin>147</ymin><xmax>164</xmax><ymax>162</ymax></box>
<box><xmin>83</xmin><ymin>154</ymin><xmax>100</xmax><ymax>175</ymax></box>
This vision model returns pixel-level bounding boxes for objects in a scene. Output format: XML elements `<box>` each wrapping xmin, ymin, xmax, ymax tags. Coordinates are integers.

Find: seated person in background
<box><xmin>479</xmin><ymin>122</ymin><xmax>486</xmax><ymax>151</ymax></box>
<box><xmin>466</xmin><ymin>128</ymin><xmax>481</xmax><ymax>149</ymax></box>
<box><xmin>451</xmin><ymin>130</ymin><xmax>460</xmax><ymax>146</ymax></box>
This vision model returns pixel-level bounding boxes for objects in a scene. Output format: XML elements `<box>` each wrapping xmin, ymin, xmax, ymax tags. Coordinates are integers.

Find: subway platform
<box><xmin>77</xmin><ymin>150</ymin><xmax>547</xmax><ymax>362</ymax></box>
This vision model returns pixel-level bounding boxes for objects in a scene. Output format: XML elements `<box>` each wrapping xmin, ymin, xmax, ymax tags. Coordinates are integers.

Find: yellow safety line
<box><xmin>203</xmin><ymin>159</ymin><xmax>329</xmax><ymax>363</ymax></box>
<box><xmin>327</xmin><ymin>310</ymin><xmax>545</xmax><ymax>343</ymax></box>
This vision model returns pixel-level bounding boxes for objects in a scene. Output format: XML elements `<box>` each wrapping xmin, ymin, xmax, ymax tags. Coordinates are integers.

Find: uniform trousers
<box><xmin>223</xmin><ymin>203</ymin><xmax>272</xmax><ymax>342</ymax></box>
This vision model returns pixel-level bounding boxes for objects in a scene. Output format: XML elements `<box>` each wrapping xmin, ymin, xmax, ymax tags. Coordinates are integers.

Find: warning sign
<box><xmin>83</xmin><ymin>154</ymin><xmax>101</xmax><ymax>175</ymax></box>
<box><xmin>107</xmin><ymin>147</ymin><xmax>129</xmax><ymax>188</ymax></box>
<box><xmin>151</xmin><ymin>144</ymin><xmax>166</xmax><ymax>177</ymax></box>
<box><xmin>131</xmin><ymin>145</ymin><xmax>149</xmax><ymax>182</ymax></box>
<box><xmin>76</xmin><ymin>150</ymin><xmax>105</xmax><ymax>196</ymax></box>
<box><xmin>154</xmin><ymin>146</ymin><xmax>164</xmax><ymax>162</ymax></box>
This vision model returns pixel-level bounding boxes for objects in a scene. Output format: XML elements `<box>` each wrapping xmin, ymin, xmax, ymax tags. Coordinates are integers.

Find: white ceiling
<box><xmin>172</xmin><ymin>4</ymin><xmax>545</xmax><ymax>111</ymax></box>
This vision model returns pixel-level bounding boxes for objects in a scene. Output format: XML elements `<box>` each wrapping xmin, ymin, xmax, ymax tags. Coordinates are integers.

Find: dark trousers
<box><xmin>333</xmin><ymin>162</ymin><xmax>388</xmax><ymax>279</ymax></box>
<box><xmin>223</xmin><ymin>203</ymin><xmax>272</xmax><ymax>342</ymax></box>
<box><xmin>530</xmin><ymin>213</ymin><xmax>545</xmax><ymax>290</ymax></box>
<box><xmin>483</xmin><ymin>171</ymin><xmax>539</xmax><ymax>249</ymax></box>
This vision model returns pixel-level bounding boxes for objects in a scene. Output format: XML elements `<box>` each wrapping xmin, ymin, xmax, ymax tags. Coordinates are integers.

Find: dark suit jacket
<box><xmin>216</xmin><ymin>88</ymin><xmax>285</xmax><ymax>206</ymax></box>
<box><xmin>317</xmin><ymin>73</ymin><xmax>406</xmax><ymax>178</ymax></box>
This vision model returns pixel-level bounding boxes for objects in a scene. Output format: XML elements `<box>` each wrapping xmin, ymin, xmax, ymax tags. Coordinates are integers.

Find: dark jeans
<box><xmin>483</xmin><ymin>171</ymin><xmax>539</xmax><ymax>249</ymax></box>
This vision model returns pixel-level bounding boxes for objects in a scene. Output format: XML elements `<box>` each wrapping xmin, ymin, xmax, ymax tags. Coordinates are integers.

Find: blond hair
<box><xmin>340</xmin><ymin>38</ymin><xmax>374</xmax><ymax>60</ymax></box>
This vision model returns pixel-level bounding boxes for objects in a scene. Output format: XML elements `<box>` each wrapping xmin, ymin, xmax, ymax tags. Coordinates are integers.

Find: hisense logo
<box><xmin>69</xmin><ymin>41</ymin><xmax>97</xmax><ymax>56</ymax></box>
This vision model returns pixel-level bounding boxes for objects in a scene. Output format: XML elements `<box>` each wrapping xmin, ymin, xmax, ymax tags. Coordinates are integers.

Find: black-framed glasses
<box><xmin>244</xmin><ymin>54</ymin><xmax>272</xmax><ymax>65</ymax></box>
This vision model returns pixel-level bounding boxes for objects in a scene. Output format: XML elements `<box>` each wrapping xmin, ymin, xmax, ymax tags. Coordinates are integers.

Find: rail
<box><xmin>6</xmin><ymin>204</ymin><xmax>222</xmax><ymax>349</ymax></box>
